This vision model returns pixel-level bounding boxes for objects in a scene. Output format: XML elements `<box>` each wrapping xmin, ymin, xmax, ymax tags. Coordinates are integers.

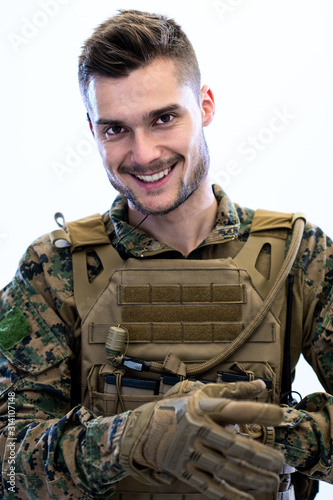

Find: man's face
<box><xmin>87</xmin><ymin>58</ymin><xmax>214</xmax><ymax>215</ymax></box>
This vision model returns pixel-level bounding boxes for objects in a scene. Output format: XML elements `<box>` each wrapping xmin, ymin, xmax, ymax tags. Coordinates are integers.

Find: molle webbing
<box><xmin>89</xmin><ymin>320</ymin><xmax>265</xmax><ymax>344</ymax></box>
<box><xmin>120</xmin><ymin>283</ymin><xmax>244</xmax><ymax>303</ymax></box>
<box><xmin>119</xmin><ymin>283</ymin><xmax>244</xmax><ymax>342</ymax></box>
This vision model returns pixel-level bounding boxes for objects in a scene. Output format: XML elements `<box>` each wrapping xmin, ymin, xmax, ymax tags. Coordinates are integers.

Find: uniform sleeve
<box><xmin>274</xmin><ymin>394</ymin><xmax>333</xmax><ymax>482</ymax></box>
<box><xmin>0</xmin><ymin>237</ymin><xmax>130</xmax><ymax>499</ymax></box>
<box><xmin>274</xmin><ymin>223</ymin><xmax>333</xmax><ymax>483</ymax></box>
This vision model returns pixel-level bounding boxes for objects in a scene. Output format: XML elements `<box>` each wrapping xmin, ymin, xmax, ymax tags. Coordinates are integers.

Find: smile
<box><xmin>134</xmin><ymin>167</ymin><xmax>172</xmax><ymax>183</ymax></box>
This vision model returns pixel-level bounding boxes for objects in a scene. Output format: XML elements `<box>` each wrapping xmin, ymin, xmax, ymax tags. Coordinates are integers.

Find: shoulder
<box><xmin>297</xmin><ymin>220</ymin><xmax>332</xmax><ymax>266</ymax></box>
<box><xmin>1</xmin><ymin>209</ymin><xmax>113</xmax><ymax>318</ymax></box>
<box><xmin>293</xmin><ymin>220</ymin><xmax>333</xmax><ymax>297</ymax></box>
<box><xmin>0</xmin><ymin>231</ymin><xmax>73</xmax><ymax>321</ymax></box>
<box><xmin>233</xmin><ymin>203</ymin><xmax>333</xmax><ymax>295</ymax></box>
<box><xmin>20</xmin><ymin>208</ymin><xmax>113</xmax><ymax>285</ymax></box>
<box><xmin>21</xmin><ymin>232</ymin><xmax>72</xmax><ymax>282</ymax></box>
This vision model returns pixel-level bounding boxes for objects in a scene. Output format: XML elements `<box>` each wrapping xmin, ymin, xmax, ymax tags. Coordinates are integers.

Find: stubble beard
<box><xmin>106</xmin><ymin>132</ymin><xmax>210</xmax><ymax>216</ymax></box>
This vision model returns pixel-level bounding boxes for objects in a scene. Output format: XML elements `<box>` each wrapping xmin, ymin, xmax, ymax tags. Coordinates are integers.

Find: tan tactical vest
<box><xmin>52</xmin><ymin>209</ymin><xmax>305</xmax><ymax>500</ymax></box>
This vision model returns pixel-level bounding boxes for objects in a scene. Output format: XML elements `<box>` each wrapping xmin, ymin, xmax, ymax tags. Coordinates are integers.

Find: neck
<box><xmin>128</xmin><ymin>180</ymin><xmax>218</xmax><ymax>256</ymax></box>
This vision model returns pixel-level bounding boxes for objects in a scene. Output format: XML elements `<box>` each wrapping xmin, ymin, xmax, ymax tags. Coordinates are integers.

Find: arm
<box><xmin>274</xmin><ymin>223</ymin><xmax>333</xmax><ymax>482</ymax></box>
<box><xmin>274</xmin><ymin>393</ymin><xmax>333</xmax><ymax>481</ymax></box>
<box><xmin>0</xmin><ymin>236</ymin><xmax>129</xmax><ymax>498</ymax></box>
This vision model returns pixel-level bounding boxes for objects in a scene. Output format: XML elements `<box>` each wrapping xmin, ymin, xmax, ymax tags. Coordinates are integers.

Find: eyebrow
<box><xmin>143</xmin><ymin>104</ymin><xmax>183</xmax><ymax>121</ymax></box>
<box><xmin>95</xmin><ymin>104</ymin><xmax>183</xmax><ymax>127</ymax></box>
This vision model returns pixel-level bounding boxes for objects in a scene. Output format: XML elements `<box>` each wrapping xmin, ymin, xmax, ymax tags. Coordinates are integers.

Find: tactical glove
<box><xmin>118</xmin><ymin>380</ymin><xmax>285</xmax><ymax>500</ymax></box>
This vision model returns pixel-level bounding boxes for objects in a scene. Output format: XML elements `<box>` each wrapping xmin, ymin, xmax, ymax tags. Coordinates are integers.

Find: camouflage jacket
<box><xmin>0</xmin><ymin>185</ymin><xmax>332</xmax><ymax>499</ymax></box>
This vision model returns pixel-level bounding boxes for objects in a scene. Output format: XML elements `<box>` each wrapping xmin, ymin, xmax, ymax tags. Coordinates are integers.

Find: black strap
<box><xmin>280</xmin><ymin>274</ymin><xmax>295</xmax><ymax>405</ymax></box>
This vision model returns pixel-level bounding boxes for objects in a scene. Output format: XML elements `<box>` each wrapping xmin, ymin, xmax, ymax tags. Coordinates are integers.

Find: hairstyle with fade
<box><xmin>78</xmin><ymin>9</ymin><xmax>201</xmax><ymax>108</ymax></box>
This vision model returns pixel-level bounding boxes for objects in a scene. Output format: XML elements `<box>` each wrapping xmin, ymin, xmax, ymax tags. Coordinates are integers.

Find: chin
<box><xmin>133</xmin><ymin>196</ymin><xmax>175</xmax><ymax>215</ymax></box>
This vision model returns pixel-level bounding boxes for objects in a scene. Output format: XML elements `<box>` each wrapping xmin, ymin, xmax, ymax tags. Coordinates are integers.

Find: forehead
<box><xmin>87</xmin><ymin>58</ymin><xmax>196</xmax><ymax>120</ymax></box>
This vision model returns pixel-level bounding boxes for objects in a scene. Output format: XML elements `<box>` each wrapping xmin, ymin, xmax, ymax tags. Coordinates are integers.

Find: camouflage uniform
<box><xmin>0</xmin><ymin>185</ymin><xmax>332</xmax><ymax>499</ymax></box>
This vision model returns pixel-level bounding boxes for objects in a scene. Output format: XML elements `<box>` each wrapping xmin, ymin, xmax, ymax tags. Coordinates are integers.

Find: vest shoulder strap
<box><xmin>234</xmin><ymin>209</ymin><xmax>295</xmax><ymax>306</ymax></box>
<box><xmin>250</xmin><ymin>209</ymin><xmax>294</xmax><ymax>234</ymax></box>
<box><xmin>50</xmin><ymin>213</ymin><xmax>122</xmax><ymax>320</ymax></box>
<box><xmin>49</xmin><ymin>213</ymin><xmax>110</xmax><ymax>250</ymax></box>
<box><xmin>67</xmin><ymin>213</ymin><xmax>110</xmax><ymax>251</ymax></box>
<box><xmin>49</xmin><ymin>213</ymin><xmax>110</xmax><ymax>251</ymax></box>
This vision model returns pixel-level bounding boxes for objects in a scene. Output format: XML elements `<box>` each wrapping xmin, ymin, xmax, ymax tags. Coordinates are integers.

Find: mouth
<box><xmin>134</xmin><ymin>167</ymin><xmax>172</xmax><ymax>183</ymax></box>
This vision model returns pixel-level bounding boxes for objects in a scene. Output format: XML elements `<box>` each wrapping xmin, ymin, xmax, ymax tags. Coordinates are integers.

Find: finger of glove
<box><xmin>163</xmin><ymin>380</ymin><xmax>204</xmax><ymax>398</ymax></box>
<box><xmin>198</xmin><ymin>424</ymin><xmax>285</xmax><ymax>472</ymax></box>
<box><xmin>197</xmin><ymin>380</ymin><xmax>267</xmax><ymax>401</ymax></box>
<box><xmin>183</xmin><ymin>464</ymin><xmax>255</xmax><ymax>500</ymax></box>
<box><xmin>189</xmin><ymin>442</ymin><xmax>280</xmax><ymax>492</ymax></box>
<box><xmin>199</xmin><ymin>398</ymin><xmax>284</xmax><ymax>426</ymax></box>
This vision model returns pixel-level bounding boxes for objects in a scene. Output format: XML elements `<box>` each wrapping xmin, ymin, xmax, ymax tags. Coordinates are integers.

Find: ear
<box><xmin>87</xmin><ymin>112</ymin><xmax>95</xmax><ymax>136</ymax></box>
<box><xmin>200</xmin><ymin>85</ymin><xmax>215</xmax><ymax>127</ymax></box>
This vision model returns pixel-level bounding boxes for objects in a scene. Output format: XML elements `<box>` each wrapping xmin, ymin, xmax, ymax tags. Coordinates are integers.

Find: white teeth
<box><xmin>136</xmin><ymin>168</ymin><xmax>171</xmax><ymax>183</ymax></box>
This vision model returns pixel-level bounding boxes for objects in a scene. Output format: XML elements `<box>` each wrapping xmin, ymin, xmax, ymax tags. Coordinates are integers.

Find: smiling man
<box><xmin>85</xmin><ymin>50</ymin><xmax>217</xmax><ymax>256</ymax></box>
<box><xmin>0</xmin><ymin>9</ymin><xmax>333</xmax><ymax>500</ymax></box>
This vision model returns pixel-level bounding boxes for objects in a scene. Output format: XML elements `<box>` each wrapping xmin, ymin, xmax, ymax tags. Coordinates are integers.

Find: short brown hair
<box><xmin>78</xmin><ymin>9</ymin><xmax>201</xmax><ymax>107</ymax></box>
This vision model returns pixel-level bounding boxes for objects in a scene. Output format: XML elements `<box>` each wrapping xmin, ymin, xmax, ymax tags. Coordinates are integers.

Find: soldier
<box><xmin>0</xmin><ymin>9</ymin><xmax>332</xmax><ymax>500</ymax></box>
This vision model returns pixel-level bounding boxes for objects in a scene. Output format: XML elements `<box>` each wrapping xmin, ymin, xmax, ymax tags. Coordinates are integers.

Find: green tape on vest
<box><xmin>0</xmin><ymin>306</ymin><xmax>31</xmax><ymax>350</ymax></box>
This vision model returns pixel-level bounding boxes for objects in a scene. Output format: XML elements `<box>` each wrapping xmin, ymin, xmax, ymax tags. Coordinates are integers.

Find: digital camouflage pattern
<box><xmin>0</xmin><ymin>185</ymin><xmax>333</xmax><ymax>498</ymax></box>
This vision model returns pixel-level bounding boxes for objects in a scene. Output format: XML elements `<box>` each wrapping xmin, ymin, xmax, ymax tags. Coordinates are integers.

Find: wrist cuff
<box><xmin>262</xmin><ymin>426</ymin><xmax>275</xmax><ymax>447</ymax></box>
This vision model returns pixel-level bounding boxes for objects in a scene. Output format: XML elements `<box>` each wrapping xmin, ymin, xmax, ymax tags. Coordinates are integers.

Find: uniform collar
<box><xmin>109</xmin><ymin>185</ymin><xmax>240</xmax><ymax>257</ymax></box>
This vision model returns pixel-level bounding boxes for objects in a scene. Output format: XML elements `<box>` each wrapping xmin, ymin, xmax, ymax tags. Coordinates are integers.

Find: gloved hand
<box><xmin>118</xmin><ymin>379</ymin><xmax>285</xmax><ymax>500</ymax></box>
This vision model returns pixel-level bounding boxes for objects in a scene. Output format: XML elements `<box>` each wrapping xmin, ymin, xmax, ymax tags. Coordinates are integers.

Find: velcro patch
<box><xmin>0</xmin><ymin>307</ymin><xmax>32</xmax><ymax>350</ymax></box>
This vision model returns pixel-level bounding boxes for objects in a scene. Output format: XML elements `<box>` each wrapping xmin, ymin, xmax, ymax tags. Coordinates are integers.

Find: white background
<box><xmin>1</xmin><ymin>1</ymin><xmax>332</xmax><ymax>496</ymax></box>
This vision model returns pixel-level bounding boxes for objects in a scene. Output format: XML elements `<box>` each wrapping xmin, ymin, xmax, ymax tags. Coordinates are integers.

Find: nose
<box><xmin>129</xmin><ymin>129</ymin><xmax>162</xmax><ymax>167</ymax></box>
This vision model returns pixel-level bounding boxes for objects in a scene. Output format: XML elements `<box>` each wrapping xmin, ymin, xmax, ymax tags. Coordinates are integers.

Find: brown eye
<box><xmin>108</xmin><ymin>125</ymin><xmax>123</xmax><ymax>135</ymax></box>
<box><xmin>156</xmin><ymin>114</ymin><xmax>174</xmax><ymax>125</ymax></box>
